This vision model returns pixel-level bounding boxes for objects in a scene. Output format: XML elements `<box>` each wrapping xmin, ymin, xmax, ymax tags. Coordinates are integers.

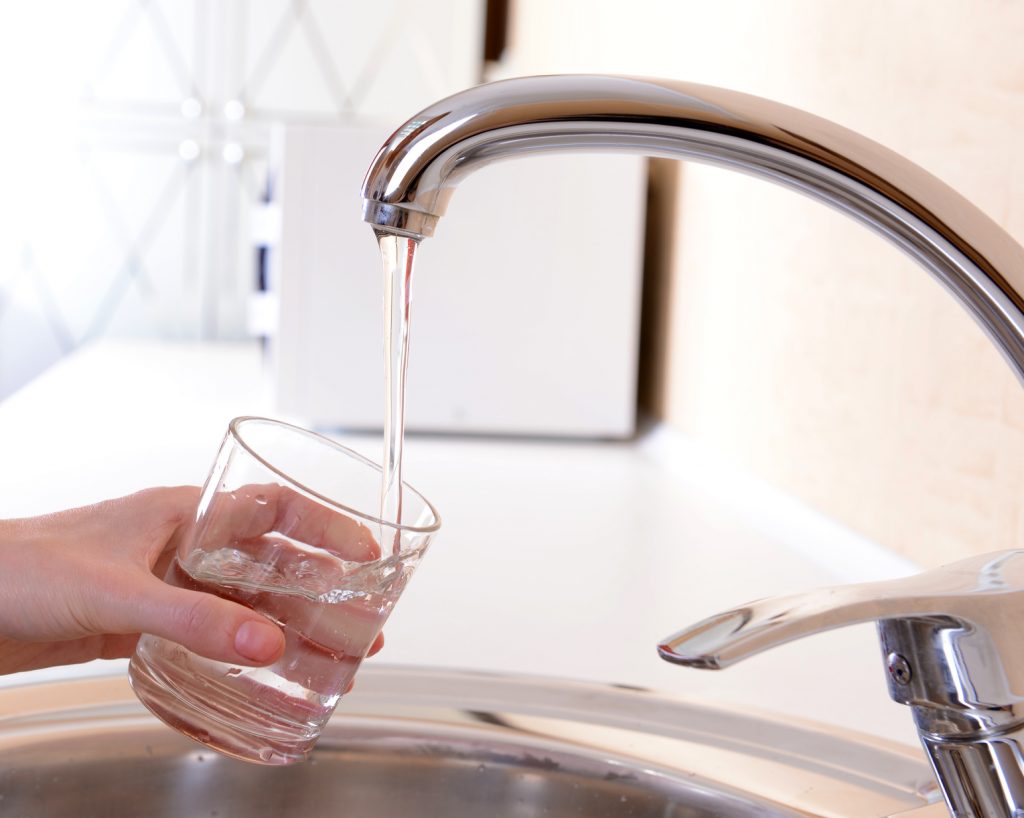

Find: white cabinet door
<box><xmin>270</xmin><ymin>123</ymin><xmax>646</xmax><ymax>438</ymax></box>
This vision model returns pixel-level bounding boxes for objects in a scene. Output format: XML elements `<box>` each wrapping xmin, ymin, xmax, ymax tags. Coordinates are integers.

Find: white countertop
<box><xmin>0</xmin><ymin>340</ymin><xmax>921</xmax><ymax>746</ymax></box>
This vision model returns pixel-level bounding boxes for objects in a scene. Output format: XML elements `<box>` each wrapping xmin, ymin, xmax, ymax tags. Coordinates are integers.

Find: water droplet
<box><xmin>254</xmin><ymin>494</ymin><xmax>268</xmax><ymax>505</ymax></box>
<box><xmin>476</xmin><ymin>764</ymin><xmax>486</xmax><ymax>772</ymax></box>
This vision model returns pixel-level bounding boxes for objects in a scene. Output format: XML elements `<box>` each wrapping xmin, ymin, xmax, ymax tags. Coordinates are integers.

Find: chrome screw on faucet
<box><xmin>887</xmin><ymin>653</ymin><xmax>913</xmax><ymax>686</ymax></box>
<box><xmin>360</xmin><ymin>75</ymin><xmax>1024</xmax><ymax>818</ymax></box>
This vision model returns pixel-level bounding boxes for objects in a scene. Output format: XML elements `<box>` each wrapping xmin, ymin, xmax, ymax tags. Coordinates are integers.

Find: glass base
<box><xmin>128</xmin><ymin>654</ymin><xmax>314</xmax><ymax>766</ymax></box>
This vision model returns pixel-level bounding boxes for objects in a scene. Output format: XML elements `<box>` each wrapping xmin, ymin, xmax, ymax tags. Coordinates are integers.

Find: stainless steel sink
<box><xmin>0</xmin><ymin>665</ymin><xmax>937</xmax><ymax>817</ymax></box>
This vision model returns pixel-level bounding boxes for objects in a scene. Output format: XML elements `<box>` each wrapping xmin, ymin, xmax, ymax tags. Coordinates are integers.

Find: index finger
<box><xmin>273</xmin><ymin>485</ymin><xmax>381</xmax><ymax>561</ymax></box>
<box><xmin>197</xmin><ymin>483</ymin><xmax>380</xmax><ymax>563</ymax></box>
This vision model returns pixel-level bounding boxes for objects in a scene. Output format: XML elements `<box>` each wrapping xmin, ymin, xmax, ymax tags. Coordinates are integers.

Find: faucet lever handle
<box><xmin>659</xmin><ymin>549</ymin><xmax>1024</xmax><ymax>818</ymax></box>
<box><xmin>657</xmin><ymin>549</ymin><xmax>1024</xmax><ymax>670</ymax></box>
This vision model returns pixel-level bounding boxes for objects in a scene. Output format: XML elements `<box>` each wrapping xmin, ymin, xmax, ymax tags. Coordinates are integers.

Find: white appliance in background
<box><xmin>263</xmin><ymin>123</ymin><xmax>647</xmax><ymax>438</ymax></box>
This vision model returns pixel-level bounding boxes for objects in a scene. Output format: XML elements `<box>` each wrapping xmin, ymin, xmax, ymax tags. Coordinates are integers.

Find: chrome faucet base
<box><xmin>659</xmin><ymin>550</ymin><xmax>1024</xmax><ymax>817</ymax></box>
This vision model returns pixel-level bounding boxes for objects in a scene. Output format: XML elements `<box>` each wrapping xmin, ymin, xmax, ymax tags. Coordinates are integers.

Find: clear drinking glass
<box><xmin>128</xmin><ymin>416</ymin><xmax>441</xmax><ymax>765</ymax></box>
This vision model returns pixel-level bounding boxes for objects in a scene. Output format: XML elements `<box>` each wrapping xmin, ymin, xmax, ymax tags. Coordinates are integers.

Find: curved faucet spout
<box><xmin>360</xmin><ymin>74</ymin><xmax>1024</xmax><ymax>383</ymax></box>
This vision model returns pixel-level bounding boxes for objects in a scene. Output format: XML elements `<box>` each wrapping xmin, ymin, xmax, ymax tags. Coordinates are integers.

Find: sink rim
<box><xmin>0</xmin><ymin>663</ymin><xmax>937</xmax><ymax>817</ymax></box>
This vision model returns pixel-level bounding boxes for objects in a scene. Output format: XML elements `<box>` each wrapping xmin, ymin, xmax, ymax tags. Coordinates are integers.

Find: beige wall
<box><xmin>506</xmin><ymin>1</ymin><xmax>1024</xmax><ymax>566</ymax></box>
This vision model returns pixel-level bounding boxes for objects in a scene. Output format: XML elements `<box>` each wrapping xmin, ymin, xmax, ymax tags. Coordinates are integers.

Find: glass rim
<box><xmin>227</xmin><ymin>416</ymin><xmax>442</xmax><ymax>534</ymax></box>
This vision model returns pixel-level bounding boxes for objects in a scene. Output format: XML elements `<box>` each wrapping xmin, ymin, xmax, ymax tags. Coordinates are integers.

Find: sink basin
<box><xmin>0</xmin><ymin>665</ymin><xmax>937</xmax><ymax>817</ymax></box>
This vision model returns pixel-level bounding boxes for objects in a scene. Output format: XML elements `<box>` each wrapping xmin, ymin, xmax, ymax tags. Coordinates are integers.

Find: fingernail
<box><xmin>234</xmin><ymin>620</ymin><xmax>283</xmax><ymax>662</ymax></box>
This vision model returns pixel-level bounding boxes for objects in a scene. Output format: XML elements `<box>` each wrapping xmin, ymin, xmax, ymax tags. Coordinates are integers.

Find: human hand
<box><xmin>0</xmin><ymin>486</ymin><xmax>383</xmax><ymax>676</ymax></box>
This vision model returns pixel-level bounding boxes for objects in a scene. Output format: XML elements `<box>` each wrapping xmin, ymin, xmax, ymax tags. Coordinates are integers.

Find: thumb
<box><xmin>132</xmin><ymin>580</ymin><xmax>285</xmax><ymax>666</ymax></box>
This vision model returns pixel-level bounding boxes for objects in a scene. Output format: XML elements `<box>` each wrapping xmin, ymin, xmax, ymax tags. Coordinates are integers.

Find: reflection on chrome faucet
<box><xmin>360</xmin><ymin>75</ymin><xmax>1024</xmax><ymax>818</ymax></box>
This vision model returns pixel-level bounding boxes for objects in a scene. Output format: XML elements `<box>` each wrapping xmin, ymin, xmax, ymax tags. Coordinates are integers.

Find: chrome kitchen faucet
<box><xmin>360</xmin><ymin>75</ymin><xmax>1024</xmax><ymax>818</ymax></box>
